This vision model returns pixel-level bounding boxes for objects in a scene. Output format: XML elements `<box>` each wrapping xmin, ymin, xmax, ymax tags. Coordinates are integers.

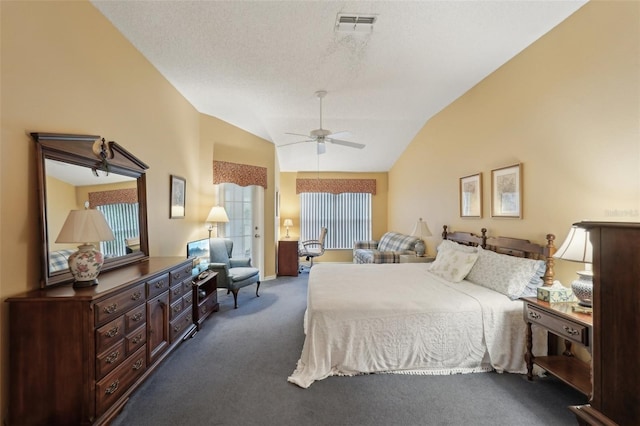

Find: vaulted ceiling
<box><xmin>91</xmin><ymin>1</ymin><xmax>586</xmax><ymax>172</ymax></box>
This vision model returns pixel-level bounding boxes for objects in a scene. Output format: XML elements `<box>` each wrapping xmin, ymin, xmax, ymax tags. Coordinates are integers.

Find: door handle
<box><xmin>254</xmin><ymin>234</ymin><xmax>260</xmax><ymax>238</ymax></box>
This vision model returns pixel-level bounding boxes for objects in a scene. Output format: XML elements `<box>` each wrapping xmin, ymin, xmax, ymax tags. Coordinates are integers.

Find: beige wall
<box><xmin>279</xmin><ymin>171</ymin><xmax>388</xmax><ymax>263</ymax></box>
<box><xmin>389</xmin><ymin>0</ymin><xmax>640</xmax><ymax>287</ymax></box>
<box><xmin>0</xmin><ymin>1</ymin><xmax>275</xmax><ymax>421</ymax></box>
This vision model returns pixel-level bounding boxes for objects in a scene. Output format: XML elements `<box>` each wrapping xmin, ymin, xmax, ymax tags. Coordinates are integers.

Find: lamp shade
<box><xmin>55</xmin><ymin>209</ymin><xmax>115</xmax><ymax>243</ymax></box>
<box><xmin>206</xmin><ymin>206</ymin><xmax>230</xmax><ymax>223</ymax></box>
<box><xmin>283</xmin><ymin>219</ymin><xmax>293</xmax><ymax>227</ymax></box>
<box><xmin>554</xmin><ymin>226</ymin><xmax>592</xmax><ymax>263</ymax></box>
<box><xmin>410</xmin><ymin>218</ymin><xmax>432</xmax><ymax>238</ymax></box>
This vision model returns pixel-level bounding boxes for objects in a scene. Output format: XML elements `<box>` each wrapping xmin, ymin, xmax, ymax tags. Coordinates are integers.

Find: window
<box><xmin>98</xmin><ymin>203</ymin><xmax>140</xmax><ymax>256</ymax></box>
<box><xmin>300</xmin><ymin>192</ymin><xmax>371</xmax><ymax>249</ymax></box>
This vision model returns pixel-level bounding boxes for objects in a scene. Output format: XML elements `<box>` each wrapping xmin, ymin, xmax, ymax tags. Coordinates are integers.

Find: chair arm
<box><xmin>207</xmin><ymin>262</ymin><xmax>230</xmax><ymax>286</ymax></box>
<box><xmin>353</xmin><ymin>240</ymin><xmax>378</xmax><ymax>250</ymax></box>
<box><xmin>230</xmin><ymin>258</ymin><xmax>252</xmax><ymax>268</ymax></box>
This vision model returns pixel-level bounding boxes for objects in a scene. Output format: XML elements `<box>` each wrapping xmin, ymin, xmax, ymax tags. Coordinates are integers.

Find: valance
<box><xmin>89</xmin><ymin>188</ymin><xmax>138</xmax><ymax>207</ymax></box>
<box><xmin>296</xmin><ymin>178</ymin><xmax>376</xmax><ymax>195</ymax></box>
<box><xmin>213</xmin><ymin>160</ymin><xmax>267</xmax><ymax>189</ymax></box>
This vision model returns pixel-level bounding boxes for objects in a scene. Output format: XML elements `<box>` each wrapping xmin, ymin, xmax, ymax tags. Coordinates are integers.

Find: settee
<box><xmin>353</xmin><ymin>231</ymin><xmax>420</xmax><ymax>264</ymax></box>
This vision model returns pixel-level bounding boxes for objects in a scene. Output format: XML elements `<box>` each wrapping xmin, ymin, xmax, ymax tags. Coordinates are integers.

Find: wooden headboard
<box><xmin>442</xmin><ymin>225</ymin><xmax>557</xmax><ymax>286</ymax></box>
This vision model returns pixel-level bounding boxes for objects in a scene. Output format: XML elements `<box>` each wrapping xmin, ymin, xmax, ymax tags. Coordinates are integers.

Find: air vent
<box><xmin>335</xmin><ymin>13</ymin><xmax>377</xmax><ymax>32</ymax></box>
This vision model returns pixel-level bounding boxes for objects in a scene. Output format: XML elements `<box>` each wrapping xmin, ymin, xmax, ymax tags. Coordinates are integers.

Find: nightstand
<box><xmin>522</xmin><ymin>297</ymin><xmax>592</xmax><ymax>397</ymax></box>
<box><xmin>277</xmin><ymin>240</ymin><xmax>299</xmax><ymax>276</ymax></box>
<box><xmin>399</xmin><ymin>254</ymin><xmax>435</xmax><ymax>263</ymax></box>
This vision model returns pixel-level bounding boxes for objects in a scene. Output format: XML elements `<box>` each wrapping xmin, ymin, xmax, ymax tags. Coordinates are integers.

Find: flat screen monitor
<box><xmin>186</xmin><ymin>238</ymin><xmax>210</xmax><ymax>268</ymax></box>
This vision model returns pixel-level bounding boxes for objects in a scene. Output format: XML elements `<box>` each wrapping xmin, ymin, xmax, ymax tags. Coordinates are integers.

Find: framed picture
<box><xmin>170</xmin><ymin>175</ymin><xmax>186</xmax><ymax>219</ymax></box>
<box><xmin>459</xmin><ymin>173</ymin><xmax>482</xmax><ymax>218</ymax></box>
<box><xmin>491</xmin><ymin>163</ymin><xmax>522</xmax><ymax>218</ymax></box>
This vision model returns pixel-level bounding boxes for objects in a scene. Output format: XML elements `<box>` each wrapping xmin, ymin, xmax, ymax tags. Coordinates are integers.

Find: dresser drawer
<box><xmin>183</xmin><ymin>290</ymin><xmax>193</xmax><ymax>307</ymax></box>
<box><xmin>94</xmin><ymin>283</ymin><xmax>145</xmax><ymax>326</ymax></box>
<box><xmin>170</xmin><ymin>263</ymin><xmax>193</xmax><ymax>284</ymax></box>
<box><xmin>96</xmin><ymin>346</ymin><xmax>146</xmax><ymax>417</ymax></box>
<box><xmin>147</xmin><ymin>273</ymin><xmax>170</xmax><ymax>298</ymax></box>
<box><xmin>169</xmin><ymin>297</ymin><xmax>184</xmax><ymax>321</ymax></box>
<box><xmin>170</xmin><ymin>309</ymin><xmax>193</xmax><ymax>342</ymax></box>
<box><xmin>96</xmin><ymin>340</ymin><xmax>126</xmax><ymax>379</ymax></box>
<box><xmin>169</xmin><ymin>282</ymin><xmax>183</xmax><ymax>304</ymax></box>
<box><xmin>96</xmin><ymin>315</ymin><xmax>125</xmax><ymax>354</ymax></box>
<box><xmin>125</xmin><ymin>324</ymin><xmax>146</xmax><ymax>354</ymax></box>
<box><xmin>525</xmin><ymin>303</ymin><xmax>589</xmax><ymax>346</ymax></box>
<box><xmin>125</xmin><ymin>305</ymin><xmax>146</xmax><ymax>333</ymax></box>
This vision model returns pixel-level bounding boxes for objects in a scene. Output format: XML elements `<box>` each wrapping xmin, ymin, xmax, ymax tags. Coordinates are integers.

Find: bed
<box><xmin>288</xmin><ymin>227</ymin><xmax>556</xmax><ymax>388</ymax></box>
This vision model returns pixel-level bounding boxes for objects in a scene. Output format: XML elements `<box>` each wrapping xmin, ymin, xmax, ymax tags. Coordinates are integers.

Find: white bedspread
<box><xmin>288</xmin><ymin>263</ymin><xmax>545</xmax><ymax>388</ymax></box>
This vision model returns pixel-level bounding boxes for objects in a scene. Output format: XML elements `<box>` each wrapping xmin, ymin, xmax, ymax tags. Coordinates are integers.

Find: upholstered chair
<box><xmin>208</xmin><ymin>238</ymin><xmax>260</xmax><ymax>309</ymax></box>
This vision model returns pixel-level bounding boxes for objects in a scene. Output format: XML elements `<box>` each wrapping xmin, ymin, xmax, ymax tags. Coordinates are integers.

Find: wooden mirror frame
<box><xmin>33</xmin><ymin>132</ymin><xmax>150</xmax><ymax>287</ymax></box>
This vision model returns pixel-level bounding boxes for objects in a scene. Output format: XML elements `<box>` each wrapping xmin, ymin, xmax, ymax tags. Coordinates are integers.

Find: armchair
<box><xmin>207</xmin><ymin>238</ymin><xmax>260</xmax><ymax>309</ymax></box>
<box><xmin>298</xmin><ymin>227</ymin><xmax>327</xmax><ymax>272</ymax></box>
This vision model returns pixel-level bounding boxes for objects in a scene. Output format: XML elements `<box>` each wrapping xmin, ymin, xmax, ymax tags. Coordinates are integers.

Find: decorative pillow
<box><xmin>466</xmin><ymin>246</ymin><xmax>546</xmax><ymax>299</ymax></box>
<box><xmin>437</xmin><ymin>239</ymin><xmax>478</xmax><ymax>254</ymax></box>
<box><xmin>429</xmin><ymin>249</ymin><xmax>479</xmax><ymax>283</ymax></box>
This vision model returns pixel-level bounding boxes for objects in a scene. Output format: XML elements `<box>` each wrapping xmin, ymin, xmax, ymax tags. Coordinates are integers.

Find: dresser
<box><xmin>7</xmin><ymin>257</ymin><xmax>196</xmax><ymax>425</ymax></box>
<box><xmin>569</xmin><ymin>222</ymin><xmax>640</xmax><ymax>425</ymax></box>
<box><xmin>277</xmin><ymin>239</ymin><xmax>299</xmax><ymax>276</ymax></box>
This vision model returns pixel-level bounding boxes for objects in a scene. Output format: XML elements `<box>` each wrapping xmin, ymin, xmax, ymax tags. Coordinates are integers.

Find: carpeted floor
<box><xmin>111</xmin><ymin>273</ymin><xmax>587</xmax><ymax>426</ymax></box>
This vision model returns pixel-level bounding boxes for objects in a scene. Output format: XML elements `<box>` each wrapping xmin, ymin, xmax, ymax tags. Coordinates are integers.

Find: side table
<box><xmin>522</xmin><ymin>297</ymin><xmax>592</xmax><ymax>397</ymax></box>
<box><xmin>278</xmin><ymin>239</ymin><xmax>299</xmax><ymax>276</ymax></box>
<box><xmin>399</xmin><ymin>254</ymin><xmax>435</xmax><ymax>263</ymax></box>
<box><xmin>192</xmin><ymin>271</ymin><xmax>219</xmax><ymax>330</ymax></box>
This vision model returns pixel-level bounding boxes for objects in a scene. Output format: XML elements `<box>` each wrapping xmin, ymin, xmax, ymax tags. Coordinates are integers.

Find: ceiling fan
<box><xmin>280</xmin><ymin>90</ymin><xmax>365</xmax><ymax>155</ymax></box>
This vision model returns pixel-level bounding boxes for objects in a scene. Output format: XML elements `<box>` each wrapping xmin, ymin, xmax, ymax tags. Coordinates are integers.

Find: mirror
<box><xmin>34</xmin><ymin>132</ymin><xmax>149</xmax><ymax>287</ymax></box>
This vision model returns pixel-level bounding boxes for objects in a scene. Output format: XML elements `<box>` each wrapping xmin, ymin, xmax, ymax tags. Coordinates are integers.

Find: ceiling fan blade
<box><xmin>317</xmin><ymin>141</ymin><xmax>326</xmax><ymax>155</ymax></box>
<box><xmin>328</xmin><ymin>138</ymin><xmax>365</xmax><ymax>149</ymax></box>
<box><xmin>327</xmin><ymin>131</ymin><xmax>350</xmax><ymax>139</ymax></box>
<box><xmin>285</xmin><ymin>132</ymin><xmax>312</xmax><ymax>139</ymax></box>
<box><xmin>279</xmin><ymin>140</ymin><xmax>314</xmax><ymax>148</ymax></box>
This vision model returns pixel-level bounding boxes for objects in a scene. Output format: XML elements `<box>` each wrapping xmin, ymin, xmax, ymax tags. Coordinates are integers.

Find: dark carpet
<box><xmin>111</xmin><ymin>273</ymin><xmax>587</xmax><ymax>426</ymax></box>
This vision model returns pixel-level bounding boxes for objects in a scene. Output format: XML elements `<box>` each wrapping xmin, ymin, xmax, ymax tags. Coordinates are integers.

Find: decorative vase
<box><xmin>571</xmin><ymin>271</ymin><xmax>593</xmax><ymax>307</ymax></box>
<box><xmin>67</xmin><ymin>244</ymin><xmax>104</xmax><ymax>287</ymax></box>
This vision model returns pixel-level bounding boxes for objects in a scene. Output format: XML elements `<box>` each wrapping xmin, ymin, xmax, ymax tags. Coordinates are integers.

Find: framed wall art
<box><xmin>491</xmin><ymin>163</ymin><xmax>522</xmax><ymax>218</ymax></box>
<box><xmin>459</xmin><ymin>173</ymin><xmax>482</xmax><ymax>218</ymax></box>
<box><xmin>170</xmin><ymin>174</ymin><xmax>186</xmax><ymax>219</ymax></box>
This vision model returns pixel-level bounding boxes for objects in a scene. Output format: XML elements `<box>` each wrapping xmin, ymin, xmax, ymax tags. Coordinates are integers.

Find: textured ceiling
<box><xmin>91</xmin><ymin>1</ymin><xmax>586</xmax><ymax>172</ymax></box>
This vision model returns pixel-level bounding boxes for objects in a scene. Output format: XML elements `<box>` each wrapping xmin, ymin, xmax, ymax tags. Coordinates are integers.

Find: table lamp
<box><xmin>553</xmin><ymin>225</ymin><xmax>593</xmax><ymax>307</ymax></box>
<box><xmin>206</xmin><ymin>206</ymin><xmax>229</xmax><ymax>238</ymax></box>
<box><xmin>55</xmin><ymin>209</ymin><xmax>115</xmax><ymax>288</ymax></box>
<box><xmin>411</xmin><ymin>217</ymin><xmax>432</xmax><ymax>257</ymax></box>
<box><xmin>283</xmin><ymin>218</ymin><xmax>293</xmax><ymax>238</ymax></box>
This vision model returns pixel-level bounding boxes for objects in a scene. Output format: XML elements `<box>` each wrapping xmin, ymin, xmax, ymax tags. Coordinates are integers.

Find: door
<box><xmin>220</xmin><ymin>183</ymin><xmax>264</xmax><ymax>280</ymax></box>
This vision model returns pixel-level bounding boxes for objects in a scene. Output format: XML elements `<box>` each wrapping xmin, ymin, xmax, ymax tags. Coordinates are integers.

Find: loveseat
<box><xmin>353</xmin><ymin>231</ymin><xmax>420</xmax><ymax>264</ymax></box>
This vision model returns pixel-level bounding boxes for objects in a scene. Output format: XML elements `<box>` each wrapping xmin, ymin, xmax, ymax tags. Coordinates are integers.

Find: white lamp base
<box><xmin>68</xmin><ymin>244</ymin><xmax>104</xmax><ymax>288</ymax></box>
<box><xmin>414</xmin><ymin>240</ymin><xmax>426</xmax><ymax>257</ymax></box>
<box><xmin>571</xmin><ymin>270</ymin><xmax>593</xmax><ymax>307</ymax></box>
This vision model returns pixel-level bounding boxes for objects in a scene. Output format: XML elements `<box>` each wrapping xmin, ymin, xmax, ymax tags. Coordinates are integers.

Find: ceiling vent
<box><xmin>335</xmin><ymin>14</ymin><xmax>377</xmax><ymax>33</ymax></box>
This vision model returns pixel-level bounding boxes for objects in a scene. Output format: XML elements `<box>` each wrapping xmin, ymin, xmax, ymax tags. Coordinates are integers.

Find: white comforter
<box><xmin>288</xmin><ymin>263</ymin><xmax>544</xmax><ymax>388</ymax></box>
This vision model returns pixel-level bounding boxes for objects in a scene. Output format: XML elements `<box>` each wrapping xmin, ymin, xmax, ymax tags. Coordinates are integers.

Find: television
<box><xmin>186</xmin><ymin>238</ymin><xmax>210</xmax><ymax>269</ymax></box>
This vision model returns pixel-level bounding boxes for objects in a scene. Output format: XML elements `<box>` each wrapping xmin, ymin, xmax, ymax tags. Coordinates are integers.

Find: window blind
<box><xmin>300</xmin><ymin>192</ymin><xmax>371</xmax><ymax>249</ymax></box>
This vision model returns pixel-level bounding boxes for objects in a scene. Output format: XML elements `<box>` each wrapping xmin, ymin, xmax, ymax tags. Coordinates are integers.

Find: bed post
<box><xmin>543</xmin><ymin>234</ymin><xmax>556</xmax><ymax>286</ymax></box>
<box><xmin>442</xmin><ymin>225</ymin><xmax>448</xmax><ymax>240</ymax></box>
<box><xmin>480</xmin><ymin>228</ymin><xmax>487</xmax><ymax>249</ymax></box>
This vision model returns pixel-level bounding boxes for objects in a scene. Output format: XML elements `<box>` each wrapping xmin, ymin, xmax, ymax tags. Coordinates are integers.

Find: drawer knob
<box><xmin>528</xmin><ymin>311</ymin><xmax>541</xmax><ymax>320</ymax></box>
<box><xmin>132</xmin><ymin>359</ymin><xmax>144</xmax><ymax>371</ymax></box>
<box><xmin>131</xmin><ymin>312</ymin><xmax>143</xmax><ymax>322</ymax></box>
<box><xmin>131</xmin><ymin>334</ymin><xmax>143</xmax><ymax>345</ymax></box>
<box><xmin>155</xmin><ymin>280</ymin><xmax>165</xmax><ymax>289</ymax></box>
<box><xmin>106</xmin><ymin>351</ymin><xmax>120</xmax><ymax>364</ymax></box>
<box><xmin>103</xmin><ymin>303</ymin><xmax>118</xmax><ymax>314</ymax></box>
<box><xmin>105</xmin><ymin>379</ymin><xmax>119</xmax><ymax>395</ymax></box>
<box><xmin>131</xmin><ymin>291</ymin><xmax>142</xmax><ymax>301</ymax></box>
<box><xmin>563</xmin><ymin>325</ymin><xmax>580</xmax><ymax>336</ymax></box>
<box><xmin>104</xmin><ymin>326</ymin><xmax>120</xmax><ymax>338</ymax></box>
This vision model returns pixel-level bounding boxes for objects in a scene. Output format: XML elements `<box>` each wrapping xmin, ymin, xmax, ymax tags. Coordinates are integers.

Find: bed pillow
<box><xmin>429</xmin><ymin>249</ymin><xmax>479</xmax><ymax>283</ymax></box>
<box><xmin>466</xmin><ymin>246</ymin><xmax>546</xmax><ymax>299</ymax></box>
<box><xmin>437</xmin><ymin>239</ymin><xmax>478</xmax><ymax>254</ymax></box>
